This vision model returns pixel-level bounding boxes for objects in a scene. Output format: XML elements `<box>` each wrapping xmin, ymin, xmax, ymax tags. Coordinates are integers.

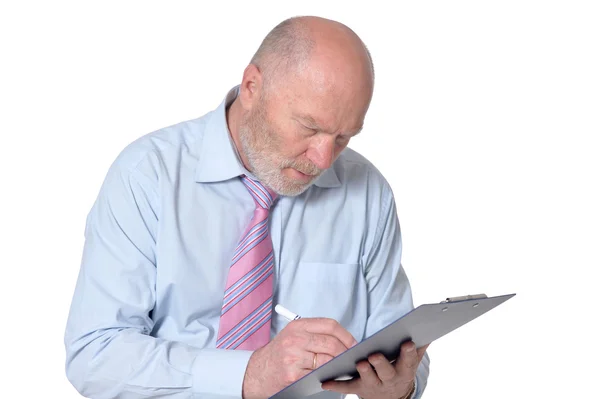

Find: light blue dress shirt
<box><xmin>64</xmin><ymin>86</ymin><xmax>430</xmax><ymax>399</ymax></box>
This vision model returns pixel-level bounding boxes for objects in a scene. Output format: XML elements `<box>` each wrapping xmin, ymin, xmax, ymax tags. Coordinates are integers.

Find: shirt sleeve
<box><xmin>361</xmin><ymin>183</ymin><xmax>430</xmax><ymax>399</ymax></box>
<box><xmin>64</xmin><ymin>155</ymin><xmax>251</xmax><ymax>399</ymax></box>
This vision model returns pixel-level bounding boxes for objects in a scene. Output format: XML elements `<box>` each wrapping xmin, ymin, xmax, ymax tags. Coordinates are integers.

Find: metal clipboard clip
<box><xmin>442</xmin><ymin>293</ymin><xmax>488</xmax><ymax>303</ymax></box>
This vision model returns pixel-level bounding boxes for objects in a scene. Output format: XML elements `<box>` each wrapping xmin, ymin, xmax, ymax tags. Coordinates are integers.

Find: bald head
<box><xmin>250</xmin><ymin>16</ymin><xmax>374</xmax><ymax>95</ymax></box>
<box><xmin>229</xmin><ymin>17</ymin><xmax>375</xmax><ymax>195</ymax></box>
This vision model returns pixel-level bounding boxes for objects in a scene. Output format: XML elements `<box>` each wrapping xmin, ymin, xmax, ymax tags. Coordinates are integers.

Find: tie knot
<box><xmin>241</xmin><ymin>175</ymin><xmax>278</xmax><ymax>209</ymax></box>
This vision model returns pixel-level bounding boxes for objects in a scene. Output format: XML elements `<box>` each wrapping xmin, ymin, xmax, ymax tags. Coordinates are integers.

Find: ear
<box><xmin>239</xmin><ymin>63</ymin><xmax>264</xmax><ymax>112</ymax></box>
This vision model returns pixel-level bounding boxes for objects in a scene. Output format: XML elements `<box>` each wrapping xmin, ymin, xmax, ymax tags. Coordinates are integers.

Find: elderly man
<box><xmin>65</xmin><ymin>16</ymin><xmax>430</xmax><ymax>399</ymax></box>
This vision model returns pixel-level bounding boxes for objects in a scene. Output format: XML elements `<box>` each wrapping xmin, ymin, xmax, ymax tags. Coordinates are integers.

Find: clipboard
<box><xmin>269</xmin><ymin>292</ymin><xmax>516</xmax><ymax>399</ymax></box>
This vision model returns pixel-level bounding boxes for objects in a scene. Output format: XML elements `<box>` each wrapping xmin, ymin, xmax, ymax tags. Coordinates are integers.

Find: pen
<box><xmin>274</xmin><ymin>304</ymin><xmax>301</xmax><ymax>321</ymax></box>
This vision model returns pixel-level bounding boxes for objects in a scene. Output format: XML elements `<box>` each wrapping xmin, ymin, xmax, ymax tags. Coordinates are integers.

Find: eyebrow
<box><xmin>298</xmin><ymin>115</ymin><xmax>364</xmax><ymax>137</ymax></box>
<box><xmin>352</xmin><ymin>126</ymin><xmax>364</xmax><ymax>136</ymax></box>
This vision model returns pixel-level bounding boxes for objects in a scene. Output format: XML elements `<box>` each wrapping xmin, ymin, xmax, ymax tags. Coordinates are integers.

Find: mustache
<box><xmin>279</xmin><ymin>158</ymin><xmax>323</xmax><ymax>176</ymax></box>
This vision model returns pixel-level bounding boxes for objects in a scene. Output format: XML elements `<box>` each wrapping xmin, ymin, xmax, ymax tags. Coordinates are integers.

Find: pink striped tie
<box><xmin>216</xmin><ymin>176</ymin><xmax>278</xmax><ymax>350</ymax></box>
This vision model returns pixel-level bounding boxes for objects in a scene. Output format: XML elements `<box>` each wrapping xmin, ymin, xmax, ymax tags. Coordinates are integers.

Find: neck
<box><xmin>226</xmin><ymin>97</ymin><xmax>252</xmax><ymax>171</ymax></box>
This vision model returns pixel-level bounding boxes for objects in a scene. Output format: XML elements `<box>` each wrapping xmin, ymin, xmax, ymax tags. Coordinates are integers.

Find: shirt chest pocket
<box><xmin>277</xmin><ymin>261</ymin><xmax>368</xmax><ymax>342</ymax></box>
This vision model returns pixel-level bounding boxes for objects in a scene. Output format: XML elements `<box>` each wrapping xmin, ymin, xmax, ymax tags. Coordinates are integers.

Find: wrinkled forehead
<box><xmin>271</xmin><ymin>68</ymin><xmax>372</xmax><ymax>133</ymax></box>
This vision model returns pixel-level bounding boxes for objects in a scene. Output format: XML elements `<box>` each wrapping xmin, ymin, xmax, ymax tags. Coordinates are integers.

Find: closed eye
<box><xmin>336</xmin><ymin>135</ymin><xmax>351</xmax><ymax>145</ymax></box>
<box><xmin>297</xmin><ymin>120</ymin><xmax>318</xmax><ymax>134</ymax></box>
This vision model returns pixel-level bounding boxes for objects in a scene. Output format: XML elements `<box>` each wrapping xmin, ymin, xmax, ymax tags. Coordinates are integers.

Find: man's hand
<box><xmin>321</xmin><ymin>341</ymin><xmax>429</xmax><ymax>399</ymax></box>
<box><xmin>242</xmin><ymin>317</ymin><xmax>358</xmax><ymax>399</ymax></box>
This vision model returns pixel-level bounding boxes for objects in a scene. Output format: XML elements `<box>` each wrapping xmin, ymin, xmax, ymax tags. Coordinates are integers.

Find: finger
<box><xmin>368</xmin><ymin>353</ymin><xmax>396</xmax><ymax>382</ymax></box>
<box><xmin>394</xmin><ymin>342</ymin><xmax>420</xmax><ymax>382</ymax></box>
<box><xmin>303</xmin><ymin>333</ymin><xmax>350</xmax><ymax>358</ymax></box>
<box><xmin>299</xmin><ymin>351</ymin><xmax>334</xmax><ymax>370</ymax></box>
<box><xmin>417</xmin><ymin>344</ymin><xmax>430</xmax><ymax>361</ymax></box>
<box><xmin>357</xmin><ymin>359</ymin><xmax>382</xmax><ymax>387</ymax></box>
<box><xmin>296</xmin><ymin>318</ymin><xmax>358</xmax><ymax>348</ymax></box>
<box><xmin>321</xmin><ymin>376</ymin><xmax>362</xmax><ymax>394</ymax></box>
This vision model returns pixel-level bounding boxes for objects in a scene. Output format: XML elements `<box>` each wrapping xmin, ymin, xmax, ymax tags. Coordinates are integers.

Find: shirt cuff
<box><xmin>191</xmin><ymin>348</ymin><xmax>253</xmax><ymax>398</ymax></box>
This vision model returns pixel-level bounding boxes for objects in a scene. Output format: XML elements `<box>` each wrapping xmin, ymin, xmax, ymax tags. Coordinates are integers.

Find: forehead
<box><xmin>278</xmin><ymin>77</ymin><xmax>370</xmax><ymax>133</ymax></box>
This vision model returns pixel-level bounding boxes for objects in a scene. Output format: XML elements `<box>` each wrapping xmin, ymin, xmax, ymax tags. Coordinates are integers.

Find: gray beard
<box><xmin>238</xmin><ymin>125</ymin><xmax>316</xmax><ymax>197</ymax></box>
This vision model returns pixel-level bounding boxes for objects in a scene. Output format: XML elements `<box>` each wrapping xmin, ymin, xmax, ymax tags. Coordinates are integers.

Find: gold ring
<box><xmin>313</xmin><ymin>353</ymin><xmax>317</xmax><ymax>369</ymax></box>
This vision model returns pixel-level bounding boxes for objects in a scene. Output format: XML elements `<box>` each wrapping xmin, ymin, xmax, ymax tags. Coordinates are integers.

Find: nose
<box><xmin>306</xmin><ymin>136</ymin><xmax>336</xmax><ymax>170</ymax></box>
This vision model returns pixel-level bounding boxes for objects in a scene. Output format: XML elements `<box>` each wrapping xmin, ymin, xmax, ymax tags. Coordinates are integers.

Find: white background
<box><xmin>1</xmin><ymin>1</ymin><xmax>598</xmax><ymax>398</ymax></box>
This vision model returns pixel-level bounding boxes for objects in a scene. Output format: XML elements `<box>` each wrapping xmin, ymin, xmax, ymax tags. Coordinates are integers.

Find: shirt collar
<box><xmin>194</xmin><ymin>86</ymin><xmax>341</xmax><ymax>189</ymax></box>
<box><xmin>195</xmin><ymin>86</ymin><xmax>248</xmax><ymax>183</ymax></box>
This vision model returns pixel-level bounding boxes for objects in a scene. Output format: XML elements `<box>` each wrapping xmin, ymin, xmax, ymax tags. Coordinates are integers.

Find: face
<box><xmin>239</xmin><ymin>78</ymin><xmax>369</xmax><ymax>197</ymax></box>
